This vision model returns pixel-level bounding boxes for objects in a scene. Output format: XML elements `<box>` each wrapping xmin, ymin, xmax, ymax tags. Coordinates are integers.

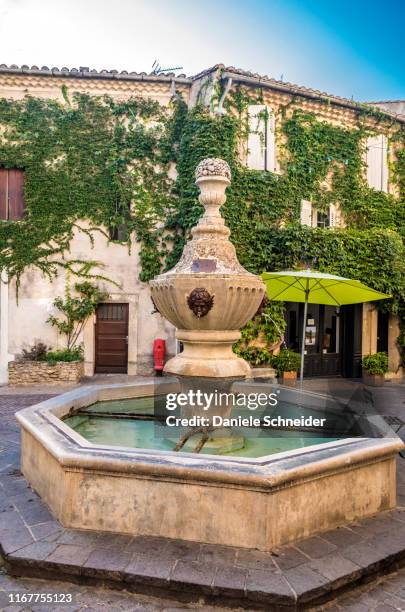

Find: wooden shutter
<box><xmin>381</xmin><ymin>136</ymin><xmax>388</xmax><ymax>192</ymax></box>
<box><xmin>0</xmin><ymin>169</ymin><xmax>25</xmax><ymax>220</ymax></box>
<box><xmin>266</xmin><ymin>110</ymin><xmax>276</xmax><ymax>172</ymax></box>
<box><xmin>366</xmin><ymin>135</ymin><xmax>388</xmax><ymax>192</ymax></box>
<box><xmin>300</xmin><ymin>199</ymin><xmax>313</xmax><ymax>226</ymax></box>
<box><xmin>329</xmin><ymin>203</ymin><xmax>337</xmax><ymax>227</ymax></box>
<box><xmin>8</xmin><ymin>169</ymin><xmax>25</xmax><ymax>220</ymax></box>
<box><xmin>0</xmin><ymin>169</ymin><xmax>7</xmax><ymax>220</ymax></box>
<box><xmin>247</xmin><ymin>105</ymin><xmax>276</xmax><ymax>171</ymax></box>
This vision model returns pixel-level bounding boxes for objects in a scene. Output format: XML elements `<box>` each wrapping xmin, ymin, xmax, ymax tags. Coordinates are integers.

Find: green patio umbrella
<box><xmin>261</xmin><ymin>270</ymin><xmax>391</xmax><ymax>383</ymax></box>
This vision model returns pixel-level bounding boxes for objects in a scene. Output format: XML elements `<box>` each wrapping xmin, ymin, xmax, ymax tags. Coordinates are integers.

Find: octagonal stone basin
<box><xmin>16</xmin><ymin>379</ymin><xmax>403</xmax><ymax>551</ymax></box>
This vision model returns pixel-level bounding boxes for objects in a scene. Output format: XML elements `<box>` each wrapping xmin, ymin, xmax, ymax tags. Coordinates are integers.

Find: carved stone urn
<box><xmin>150</xmin><ymin>158</ymin><xmax>266</xmax><ymax>378</ymax></box>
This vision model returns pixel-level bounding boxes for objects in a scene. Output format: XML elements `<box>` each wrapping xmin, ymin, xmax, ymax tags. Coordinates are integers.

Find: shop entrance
<box><xmin>285</xmin><ymin>303</ymin><xmax>363</xmax><ymax>377</ymax></box>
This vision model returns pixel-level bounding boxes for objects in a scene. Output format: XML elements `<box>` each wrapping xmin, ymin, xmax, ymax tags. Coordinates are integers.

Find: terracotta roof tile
<box><xmin>0</xmin><ymin>63</ymin><xmax>403</xmax><ymax>124</ymax></box>
<box><xmin>0</xmin><ymin>63</ymin><xmax>191</xmax><ymax>84</ymax></box>
<box><xmin>191</xmin><ymin>64</ymin><xmax>405</xmax><ymax>123</ymax></box>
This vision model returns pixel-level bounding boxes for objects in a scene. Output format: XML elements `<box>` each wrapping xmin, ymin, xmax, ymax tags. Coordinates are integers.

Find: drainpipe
<box><xmin>216</xmin><ymin>77</ymin><xmax>232</xmax><ymax>115</ymax></box>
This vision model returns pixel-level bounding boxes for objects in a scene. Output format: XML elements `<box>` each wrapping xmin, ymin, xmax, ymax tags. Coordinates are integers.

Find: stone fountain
<box><xmin>150</xmin><ymin>158</ymin><xmax>266</xmax><ymax>379</ymax></box>
<box><xmin>15</xmin><ymin>159</ymin><xmax>403</xmax><ymax>552</ymax></box>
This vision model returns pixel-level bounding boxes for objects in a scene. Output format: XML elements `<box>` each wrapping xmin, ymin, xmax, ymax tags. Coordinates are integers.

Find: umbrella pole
<box><xmin>300</xmin><ymin>287</ymin><xmax>309</xmax><ymax>384</ymax></box>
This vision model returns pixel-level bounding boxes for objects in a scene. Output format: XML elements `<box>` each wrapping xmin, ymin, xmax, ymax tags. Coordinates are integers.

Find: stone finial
<box><xmin>195</xmin><ymin>158</ymin><xmax>231</xmax><ymax>181</ymax></box>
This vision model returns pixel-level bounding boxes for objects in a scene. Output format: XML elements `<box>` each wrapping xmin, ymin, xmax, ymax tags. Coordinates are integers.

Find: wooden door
<box><xmin>95</xmin><ymin>303</ymin><xmax>129</xmax><ymax>373</ymax></box>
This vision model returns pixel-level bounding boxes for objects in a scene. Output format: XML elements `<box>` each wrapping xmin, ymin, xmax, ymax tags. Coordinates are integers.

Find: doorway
<box><xmin>377</xmin><ymin>310</ymin><xmax>389</xmax><ymax>353</ymax></box>
<box><xmin>285</xmin><ymin>303</ymin><xmax>342</xmax><ymax>377</ymax></box>
<box><xmin>95</xmin><ymin>303</ymin><xmax>129</xmax><ymax>373</ymax></box>
<box><xmin>341</xmin><ymin>304</ymin><xmax>363</xmax><ymax>378</ymax></box>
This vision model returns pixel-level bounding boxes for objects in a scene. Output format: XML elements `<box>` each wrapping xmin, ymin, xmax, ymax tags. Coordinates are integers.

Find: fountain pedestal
<box><xmin>150</xmin><ymin>159</ymin><xmax>266</xmax><ymax>379</ymax></box>
<box><xmin>169</xmin><ymin>329</ymin><xmax>249</xmax><ymax>378</ymax></box>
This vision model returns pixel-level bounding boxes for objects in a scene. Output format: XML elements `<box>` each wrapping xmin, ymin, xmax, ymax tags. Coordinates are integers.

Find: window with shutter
<box><xmin>0</xmin><ymin>168</ymin><xmax>26</xmax><ymax>220</ymax></box>
<box><xmin>366</xmin><ymin>135</ymin><xmax>388</xmax><ymax>192</ymax></box>
<box><xmin>246</xmin><ymin>105</ymin><xmax>276</xmax><ymax>171</ymax></box>
<box><xmin>300</xmin><ymin>199</ymin><xmax>313</xmax><ymax>227</ymax></box>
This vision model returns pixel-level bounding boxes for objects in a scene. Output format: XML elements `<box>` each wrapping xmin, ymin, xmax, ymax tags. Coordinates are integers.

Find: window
<box><xmin>300</xmin><ymin>201</ymin><xmax>339</xmax><ymax>228</ymax></box>
<box><xmin>316</xmin><ymin>211</ymin><xmax>330</xmax><ymax>228</ymax></box>
<box><xmin>366</xmin><ymin>134</ymin><xmax>388</xmax><ymax>192</ymax></box>
<box><xmin>0</xmin><ymin>168</ymin><xmax>25</xmax><ymax>220</ymax></box>
<box><xmin>246</xmin><ymin>105</ymin><xmax>276</xmax><ymax>171</ymax></box>
<box><xmin>109</xmin><ymin>197</ymin><xmax>131</xmax><ymax>241</ymax></box>
<box><xmin>109</xmin><ymin>223</ymin><xmax>129</xmax><ymax>241</ymax></box>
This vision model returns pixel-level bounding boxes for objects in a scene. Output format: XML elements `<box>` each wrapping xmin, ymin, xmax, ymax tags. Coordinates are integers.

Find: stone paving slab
<box><xmin>1</xmin><ymin>386</ymin><xmax>405</xmax><ymax>610</ymax></box>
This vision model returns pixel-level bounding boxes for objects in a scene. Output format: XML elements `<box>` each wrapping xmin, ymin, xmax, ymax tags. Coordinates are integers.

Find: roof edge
<box><xmin>0</xmin><ymin>63</ymin><xmax>404</xmax><ymax>125</ymax></box>
<box><xmin>0</xmin><ymin>64</ymin><xmax>191</xmax><ymax>84</ymax></box>
<box><xmin>220</xmin><ymin>68</ymin><xmax>405</xmax><ymax>124</ymax></box>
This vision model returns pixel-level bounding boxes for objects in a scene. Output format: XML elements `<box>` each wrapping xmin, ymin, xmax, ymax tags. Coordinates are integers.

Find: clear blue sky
<box><xmin>0</xmin><ymin>0</ymin><xmax>403</xmax><ymax>101</ymax></box>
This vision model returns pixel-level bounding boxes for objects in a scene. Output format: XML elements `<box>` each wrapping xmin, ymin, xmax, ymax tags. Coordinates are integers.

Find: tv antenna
<box><xmin>151</xmin><ymin>60</ymin><xmax>183</xmax><ymax>75</ymax></box>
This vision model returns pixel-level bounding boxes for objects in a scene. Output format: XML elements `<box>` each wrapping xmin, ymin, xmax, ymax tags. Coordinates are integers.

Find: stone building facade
<box><xmin>0</xmin><ymin>63</ymin><xmax>403</xmax><ymax>382</ymax></box>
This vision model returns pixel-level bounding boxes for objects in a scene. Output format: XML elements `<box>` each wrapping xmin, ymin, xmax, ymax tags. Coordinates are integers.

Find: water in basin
<box><xmin>63</xmin><ymin>394</ymin><xmax>360</xmax><ymax>458</ymax></box>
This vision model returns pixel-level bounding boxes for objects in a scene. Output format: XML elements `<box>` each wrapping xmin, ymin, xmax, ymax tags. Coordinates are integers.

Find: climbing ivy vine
<box><xmin>0</xmin><ymin>92</ymin><xmax>185</xmax><ymax>287</ymax></box>
<box><xmin>163</xmin><ymin>96</ymin><xmax>405</xmax><ymax>364</ymax></box>
<box><xmin>0</xmin><ymin>85</ymin><xmax>404</xmax><ymax>363</ymax></box>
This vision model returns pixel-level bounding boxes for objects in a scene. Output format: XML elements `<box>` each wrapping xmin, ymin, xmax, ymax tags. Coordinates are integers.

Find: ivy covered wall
<box><xmin>0</xmin><ymin>92</ymin><xmax>180</xmax><ymax>286</ymax></box>
<box><xmin>0</xmin><ymin>85</ymin><xmax>404</xmax><ymax>362</ymax></box>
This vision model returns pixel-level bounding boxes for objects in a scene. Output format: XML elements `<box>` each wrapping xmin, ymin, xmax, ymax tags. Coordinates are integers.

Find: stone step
<box><xmin>2</xmin><ymin>472</ymin><xmax>405</xmax><ymax>610</ymax></box>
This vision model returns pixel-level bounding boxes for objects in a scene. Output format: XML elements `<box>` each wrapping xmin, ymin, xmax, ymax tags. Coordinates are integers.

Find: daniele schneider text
<box><xmin>164</xmin><ymin>390</ymin><xmax>326</xmax><ymax>428</ymax></box>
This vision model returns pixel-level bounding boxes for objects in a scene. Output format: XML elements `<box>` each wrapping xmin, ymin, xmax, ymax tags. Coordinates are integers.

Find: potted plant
<box><xmin>271</xmin><ymin>349</ymin><xmax>301</xmax><ymax>385</ymax></box>
<box><xmin>361</xmin><ymin>352</ymin><xmax>389</xmax><ymax>386</ymax></box>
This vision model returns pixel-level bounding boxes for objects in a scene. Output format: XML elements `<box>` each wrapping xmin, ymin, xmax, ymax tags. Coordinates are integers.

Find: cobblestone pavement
<box><xmin>0</xmin><ymin>379</ymin><xmax>404</xmax><ymax>611</ymax></box>
<box><xmin>315</xmin><ymin>567</ymin><xmax>405</xmax><ymax>611</ymax></box>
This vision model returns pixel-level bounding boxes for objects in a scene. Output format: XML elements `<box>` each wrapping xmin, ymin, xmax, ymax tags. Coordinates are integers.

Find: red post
<box><xmin>153</xmin><ymin>338</ymin><xmax>166</xmax><ymax>375</ymax></box>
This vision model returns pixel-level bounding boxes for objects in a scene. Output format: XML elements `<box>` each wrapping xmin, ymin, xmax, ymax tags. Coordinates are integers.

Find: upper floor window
<box><xmin>108</xmin><ymin>196</ymin><xmax>131</xmax><ymax>241</ymax></box>
<box><xmin>246</xmin><ymin>105</ymin><xmax>276</xmax><ymax>172</ymax></box>
<box><xmin>300</xmin><ymin>200</ymin><xmax>338</xmax><ymax>228</ymax></box>
<box><xmin>366</xmin><ymin>134</ymin><xmax>388</xmax><ymax>192</ymax></box>
<box><xmin>109</xmin><ymin>223</ymin><xmax>129</xmax><ymax>242</ymax></box>
<box><xmin>0</xmin><ymin>168</ymin><xmax>26</xmax><ymax>220</ymax></box>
